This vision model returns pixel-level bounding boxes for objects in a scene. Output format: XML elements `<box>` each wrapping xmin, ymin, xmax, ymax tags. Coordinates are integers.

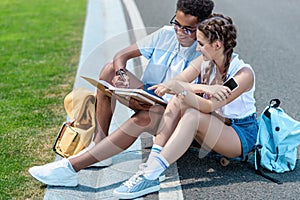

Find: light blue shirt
<box><xmin>136</xmin><ymin>26</ymin><xmax>200</xmax><ymax>101</ymax></box>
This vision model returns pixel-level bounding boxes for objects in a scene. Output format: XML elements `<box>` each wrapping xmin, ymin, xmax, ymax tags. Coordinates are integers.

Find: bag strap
<box><xmin>264</xmin><ymin>99</ymin><xmax>280</xmax><ymax>119</ymax></box>
<box><xmin>255</xmin><ymin>99</ymin><xmax>283</xmax><ymax>184</ymax></box>
<box><xmin>255</xmin><ymin>139</ymin><xmax>283</xmax><ymax>184</ymax></box>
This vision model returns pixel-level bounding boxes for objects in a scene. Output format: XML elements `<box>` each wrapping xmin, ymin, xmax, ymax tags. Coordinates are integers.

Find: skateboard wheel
<box><xmin>220</xmin><ymin>157</ymin><xmax>230</xmax><ymax>166</ymax></box>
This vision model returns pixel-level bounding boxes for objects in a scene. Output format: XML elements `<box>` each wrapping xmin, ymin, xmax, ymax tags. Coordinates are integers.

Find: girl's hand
<box><xmin>149</xmin><ymin>80</ymin><xmax>182</xmax><ymax>97</ymax></box>
<box><xmin>205</xmin><ymin>85</ymin><xmax>231</xmax><ymax>101</ymax></box>
<box><xmin>149</xmin><ymin>84</ymin><xmax>171</xmax><ymax>97</ymax></box>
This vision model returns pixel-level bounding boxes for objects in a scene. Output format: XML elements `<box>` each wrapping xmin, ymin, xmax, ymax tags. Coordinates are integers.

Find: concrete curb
<box><xmin>44</xmin><ymin>0</ymin><xmax>141</xmax><ymax>199</ymax></box>
<box><xmin>74</xmin><ymin>0</ymin><xmax>130</xmax><ymax>90</ymax></box>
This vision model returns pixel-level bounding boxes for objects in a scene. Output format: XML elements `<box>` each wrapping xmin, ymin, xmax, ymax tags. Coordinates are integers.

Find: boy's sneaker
<box><xmin>113</xmin><ymin>170</ymin><xmax>160</xmax><ymax>199</ymax></box>
<box><xmin>28</xmin><ymin>158</ymin><xmax>78</xmax><ymax>187</ymax></box>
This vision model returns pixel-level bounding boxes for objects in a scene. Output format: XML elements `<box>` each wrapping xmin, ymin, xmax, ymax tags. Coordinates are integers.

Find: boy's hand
<box><xmin>112</xmin><ymin>73</ymin><xmax>130</xmax><ymax>88</ymax></box>
<box><xmin>113</xmin><ymin>94</ymin><xmax>152</xmax><ymax>111</ymax></box>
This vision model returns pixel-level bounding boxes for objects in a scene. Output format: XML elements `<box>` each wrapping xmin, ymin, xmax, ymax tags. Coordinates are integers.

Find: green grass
<box><xmin>0</xmin><ymin>0</ymin><xmax>86</xmax><ymax>198</ymax></box>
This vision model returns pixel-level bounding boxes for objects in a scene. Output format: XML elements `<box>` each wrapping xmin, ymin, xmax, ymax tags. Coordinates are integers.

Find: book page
<box><xmin>81</xmin><ymin>76</ymin><xmax>114</xmax><ymax>96</ymax></box>
<box><xmin>81</xmin><ymin>76</ymin><xmax>167</xmax><ymax>105</ymax></box>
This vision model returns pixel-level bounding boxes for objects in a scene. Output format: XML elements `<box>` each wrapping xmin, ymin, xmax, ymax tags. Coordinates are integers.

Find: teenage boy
<box><xmin>29</xmin><ymin>0</ymin><xmax>214</xmax><ymax>187</ymax></box>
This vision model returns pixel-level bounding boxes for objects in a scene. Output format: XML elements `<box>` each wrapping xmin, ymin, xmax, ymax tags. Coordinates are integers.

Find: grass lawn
<box><xmin>0</xmin><ymin>0</ymin><xmax>86</xmax><ymax>198</ymax></box>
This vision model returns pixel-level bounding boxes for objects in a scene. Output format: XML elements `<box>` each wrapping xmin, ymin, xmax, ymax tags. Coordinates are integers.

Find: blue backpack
<box><xmin>255</xmin><ymin>99</ymin><xmax>300</xmax><ymax>184</ymax></box>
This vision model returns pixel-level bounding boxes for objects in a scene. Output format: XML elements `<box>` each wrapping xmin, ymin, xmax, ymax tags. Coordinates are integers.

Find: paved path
<box><xmin>45</xmin><ymin>0</ymin><xmax>139</xmax><ymax>199</ymax></box>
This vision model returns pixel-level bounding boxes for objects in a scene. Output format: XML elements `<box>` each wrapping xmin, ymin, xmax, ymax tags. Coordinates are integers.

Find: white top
<box><xmin>200</xmin><ymin>53</ymin><xmax>256</xmax><ymax>119</ymax></box>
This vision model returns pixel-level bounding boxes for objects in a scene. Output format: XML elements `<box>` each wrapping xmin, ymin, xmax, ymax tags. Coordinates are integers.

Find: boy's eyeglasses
<box><xmin>169</xmin><ymin>15</ymin><xmax>197</xmax><ymax>35</ymax></box>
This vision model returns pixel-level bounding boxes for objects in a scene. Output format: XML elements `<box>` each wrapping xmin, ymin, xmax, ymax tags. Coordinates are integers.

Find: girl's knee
<box><xmin>184</xmin><ymin>108</ymin><xmax>203</xmax><ymax>120</ymax></box>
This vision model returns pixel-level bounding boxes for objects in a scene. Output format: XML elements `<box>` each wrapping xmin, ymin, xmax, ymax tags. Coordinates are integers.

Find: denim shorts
<box><xmin>230</xmin><ymin>113</ymin><xmax>258</xmax><ymax>160</ymax></box>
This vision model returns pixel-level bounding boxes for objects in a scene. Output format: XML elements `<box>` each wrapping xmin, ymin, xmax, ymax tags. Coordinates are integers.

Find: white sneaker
<box><xmin>28</xmin><ymin>158</ymin><xmax>78</xmax><ymax>187</ymax></box>
<box><xmin>69</xmin><ymin>141</ymin><xmax>112</xmax><ymax>167</ymax></box>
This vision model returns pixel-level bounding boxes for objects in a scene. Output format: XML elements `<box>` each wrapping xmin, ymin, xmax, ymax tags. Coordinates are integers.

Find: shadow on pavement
<box><xmin>179</xmin><ymin>149</ymin><xmax>300</xmax><ymax>186</ymax></box>
<box><xmin>176</xmin><ymin>149</ymin><xmax>300</xmax><ymax>199</ymax></box>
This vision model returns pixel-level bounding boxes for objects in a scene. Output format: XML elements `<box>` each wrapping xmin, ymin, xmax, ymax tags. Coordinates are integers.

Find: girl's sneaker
<box><xmin>114</xmin><ymin>169</ymin><xmax>160</xmax><ymax>199</ymax></box>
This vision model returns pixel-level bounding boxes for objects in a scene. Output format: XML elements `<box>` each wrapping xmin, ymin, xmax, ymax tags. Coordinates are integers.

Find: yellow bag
<box><xmin>53</xmin><ymin>88</ymin><xmax>96</xmax><ymax>158</ymax></box>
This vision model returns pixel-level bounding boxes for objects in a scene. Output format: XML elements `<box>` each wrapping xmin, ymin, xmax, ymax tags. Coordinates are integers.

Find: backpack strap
<box><xmin>255</xmin><ymin>100</ymin><xmax>283</xmax><ymax>184</ymax></box>
<box><xmin>255</xmin><ymin>139</ymin><xmax>283</xmax><ymax>184</ymax></box>
<box><xmin>263</xmin><ymin>99</ymin><xmax>280</xmax><ymax>119</ymax></box>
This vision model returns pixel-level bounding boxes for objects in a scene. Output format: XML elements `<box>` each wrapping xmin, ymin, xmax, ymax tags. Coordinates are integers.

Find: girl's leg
<box><xmin>152</xmin><ymin>107</ymin><xmax>201</xmax><ymax>167</ymax></box>
<box><xmin>194</xmin><ymin>116</ymin><xmax>242</xmax><ymax>159</ymax></box>
<box><xmin>142</xmin><ymin>98</ymin><xmax>194</xmax><ymax>179</ymax></box>
<box><xmin>143</xmin><ymin>107</ymin><xmax>242</xmax><ymax>180</ymax></box>
<box><xmin>161</xmin><ymin>108</ymin><xmax>242</xmax><ymax>165</ymax></box>
<box><xmin>154</xmin><ymin>96</ymin><xmax>190</xmax><ymax>147</ymax></box>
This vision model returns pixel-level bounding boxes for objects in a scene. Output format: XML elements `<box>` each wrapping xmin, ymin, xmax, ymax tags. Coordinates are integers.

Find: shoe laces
<box><xmin>123</xmin><ymin>164</ymin><xmax>147</xmax><ymax>188</ymax></box>
<box><xmin>138</xmin><ymin>163</ymin><xmax>147</xmax><ymax>171</ymax></box>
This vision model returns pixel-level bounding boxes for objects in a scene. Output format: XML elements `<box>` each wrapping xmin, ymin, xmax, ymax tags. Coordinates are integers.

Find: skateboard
<box><xmin>220</xmin><ymin>150</ymin><xmax>254</xmax><ymax>166</ymax></box>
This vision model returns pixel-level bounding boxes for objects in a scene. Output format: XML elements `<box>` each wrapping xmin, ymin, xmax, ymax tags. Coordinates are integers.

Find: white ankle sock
<box><xmin>146</xmin><ymin>144</ymin><xmax>163</xmax><ymax>165</ymax></box>
<box><xmin>144</xmin><ymin>154</ymin><xmax>169</xmax><ymax>180</ymax></box>
<box><xmin>151</xmin><ymin>144</ymin><xmax>163</xmax><ymax>154</ymax></box>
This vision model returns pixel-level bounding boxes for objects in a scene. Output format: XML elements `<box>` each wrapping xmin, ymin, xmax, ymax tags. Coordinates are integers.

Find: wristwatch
<box><xmin>115</xmin><ymin>68</ymin><xmax>127</xmax><ymax>76</ymax></box>
<box><xmin>116</xmin><ymin>69</ymin><xmax>127</xmax><ymax>82</ymax></box>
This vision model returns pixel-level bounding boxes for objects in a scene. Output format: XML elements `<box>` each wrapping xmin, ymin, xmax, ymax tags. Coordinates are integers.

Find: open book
<box><xmin>81</xmin><ymin>76</ymin><xmax>167</xmax><ymax>106</ymax></box>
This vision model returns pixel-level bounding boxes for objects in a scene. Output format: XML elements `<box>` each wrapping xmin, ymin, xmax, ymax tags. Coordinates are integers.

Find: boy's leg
<box><xmin>70</xmin><ymin>107</ymin><xmax>164</xmax><ymax>171</ymax></box>
<box><xmin>27</xmin><ymin>90</ymin><xmax>165</xmax><ymax>186</ymax></box>
<box><xmin>93</xmin><ymin>63</ymin><xmax>144</xmax><ymax>143</ymax></box>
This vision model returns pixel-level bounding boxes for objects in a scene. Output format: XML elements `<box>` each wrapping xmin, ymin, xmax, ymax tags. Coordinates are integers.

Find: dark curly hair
<box><xmin>198</xmin><ymin>13</ymin><xmax>237</xmax><ymax>83</ymax></box>
<box><xmin>176</xmin><ymin>0</ymin><xmax>214</xmax><ymax>22</ymax></box>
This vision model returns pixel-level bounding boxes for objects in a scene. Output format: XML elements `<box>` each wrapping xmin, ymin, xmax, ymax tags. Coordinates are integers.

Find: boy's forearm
<box><xmin>113</xmin><ymin>44</ymin><xmax>141</xmax><ymax>72</ymax></box>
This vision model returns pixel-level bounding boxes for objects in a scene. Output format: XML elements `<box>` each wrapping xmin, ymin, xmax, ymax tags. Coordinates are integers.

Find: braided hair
<box><xmin>198</xmin><ymin>13</ymin><xmax>237</xmax><ymax>85</ymax></box>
